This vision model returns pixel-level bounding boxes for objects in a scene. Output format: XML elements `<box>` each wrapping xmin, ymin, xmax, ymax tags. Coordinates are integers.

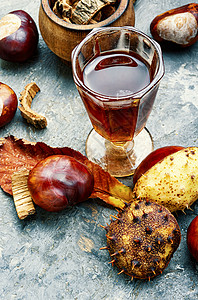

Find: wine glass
<box><xmin>71</xmin><ymin>27</ymin><xmax>164</xmax><ymax>177</ymax></box>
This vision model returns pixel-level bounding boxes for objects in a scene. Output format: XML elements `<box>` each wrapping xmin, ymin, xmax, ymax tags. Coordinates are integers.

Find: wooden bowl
<box><xmin>39</xmin><ymin>0</ymin><xmax>135</xmax><ymax>63</ymax></box>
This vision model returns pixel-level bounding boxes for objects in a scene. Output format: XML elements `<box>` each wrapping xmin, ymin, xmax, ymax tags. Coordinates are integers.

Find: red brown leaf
<box><xmin>0</xmin><ymin>136</ymin><xmax>134</xmax><ymax>209</ymax></box>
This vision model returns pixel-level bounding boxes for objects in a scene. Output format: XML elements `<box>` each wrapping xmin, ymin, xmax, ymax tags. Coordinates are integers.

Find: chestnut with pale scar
<box><xmin>0</xmin><ymin>10</ymin><xmax>38</xmax><ymax>62</ymax></box>
<box><xmin>150</xmin><ymin>3</ymin><xmax>198</xmax><ymax>47</ymax></box>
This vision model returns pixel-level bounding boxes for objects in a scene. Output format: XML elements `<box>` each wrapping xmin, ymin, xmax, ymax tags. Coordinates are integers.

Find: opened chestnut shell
<box><xmin>28</xmin><ymin>155</ymin><xmax>94</xmax><ymax>212</ymax></box>
<box><xmin>0</xmin><ymin>82</ymin><xmax>18</xmax><ymax>127</ymax></box>
<box><xmin>0</xmin><ymin>10</ymin><xmax>38</xmax><ymax>62</ymax></box>
<box><xmin>150</xmin><ymin>3</ymin><xmax>198</xmax><ymax>47</ymax></box>
<box><xmin>133</xmin><ymin>146</ymin><xmax>184</xmax><ymax>185</ymax></box>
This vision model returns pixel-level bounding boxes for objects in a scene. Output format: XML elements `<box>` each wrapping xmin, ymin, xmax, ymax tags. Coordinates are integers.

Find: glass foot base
<box><xmin>85</xmin><ymin>128</ymin><xmax>154</xmax><ymax>177</ymax></box>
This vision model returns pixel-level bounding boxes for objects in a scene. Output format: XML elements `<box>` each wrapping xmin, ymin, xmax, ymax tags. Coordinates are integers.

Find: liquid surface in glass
<box><xmin>83</xmin><ymin>51</ymin><xmax>151</xmax><ymax>97</ymax></box>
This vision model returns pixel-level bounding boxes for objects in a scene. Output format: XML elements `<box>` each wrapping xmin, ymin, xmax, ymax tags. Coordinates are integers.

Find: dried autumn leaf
<box><xmin>0</xmin><ymin>136</ymin><xmax>134</xmax><ymax>209</ymax></box>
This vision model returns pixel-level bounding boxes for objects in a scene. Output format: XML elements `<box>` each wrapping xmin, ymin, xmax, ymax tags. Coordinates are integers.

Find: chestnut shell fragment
<box><xmin>28</xmin><ymin>155</ymin><xmax>94</xmax><ymax>212</ymax></box>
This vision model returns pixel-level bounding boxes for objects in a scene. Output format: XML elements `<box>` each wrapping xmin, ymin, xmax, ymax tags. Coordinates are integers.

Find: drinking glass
<box><xmin>71</xmin><ymin>27</ymin><xmax>164</xmax><ymax>177</ymax></box>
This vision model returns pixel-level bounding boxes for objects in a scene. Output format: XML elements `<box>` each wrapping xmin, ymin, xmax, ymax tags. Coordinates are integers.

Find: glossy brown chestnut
<box><xmin>133</xmin><ymin>146</ymin><xmax>184</xmax><ymax>185</ymax></box>
<box><xmin>150</xmin><ymin>3</ymin><xmax>198</xmax><ymax>47</ymax></box>
<box><xmin>28</xmin><ymin>155</ymin><xmax>94</xmax><ymax>212</ymax></box>
<box><xmin>187</xmin><ymin>216</ymin><xmax>198</xmax><ymax>262</ymax></box>
<box><xmin>0</xmin><ymin>10</ymin><xmax>39</xmax><ymax>62</ymax></box>
<box><xmin>0</xmin><ymin>82</ymin><xmax>18</xmax><ymax>127</ymax></box>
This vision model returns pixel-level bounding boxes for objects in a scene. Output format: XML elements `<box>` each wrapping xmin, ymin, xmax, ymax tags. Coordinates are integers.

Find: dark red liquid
<box><xmin>79</xmin><ymin>51</ymin><xmax>154</xmax><ymax>143</ymax></box>
<box><xmin>83</xmin><ymin>52</ymin><xmax>150</xmax><ymax>97</ymax></box>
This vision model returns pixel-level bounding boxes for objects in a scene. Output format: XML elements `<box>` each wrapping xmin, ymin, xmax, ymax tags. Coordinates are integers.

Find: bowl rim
<box><xmin>41</xmin><ymin>0</ymin><xmax>131</xmax><ymax>30</ymax></box>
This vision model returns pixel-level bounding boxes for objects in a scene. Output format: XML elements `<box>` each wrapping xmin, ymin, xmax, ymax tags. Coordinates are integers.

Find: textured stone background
<box><xmin>0</xmin><ymin>0</ymin><xmax>198</xmax><ymax>299</ymax></box>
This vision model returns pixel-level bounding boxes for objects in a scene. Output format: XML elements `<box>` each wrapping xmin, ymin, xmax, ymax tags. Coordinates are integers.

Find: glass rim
<box><xmin>72</xmin><ymin>26</ymin><xmax>165</xmax><ymax>101</ymax></box>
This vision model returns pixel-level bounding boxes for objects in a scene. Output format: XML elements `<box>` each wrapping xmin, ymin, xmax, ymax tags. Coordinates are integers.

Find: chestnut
<box><xmin>0</xmin><ymin>82</ymin><xmax>18</xmax><ymax>127</ymax></box>
<box><xmin>150</xmin><ymin>3</ymin><xmax>198</xmax><ymax>47</ymax></box>
<box><xmin>28</xmin><ymin>155</ymin><xmax>94</xmax><ymax>212</ymax></box>
<box><xmin>187</xmin><ymin>216</ymin><xmax>198</xmax><ymax>262</ymax></box>
<box><xmin>0</xmin><ymin>10</ymin><xmax>38</xmax><ymax>62</ymax></box>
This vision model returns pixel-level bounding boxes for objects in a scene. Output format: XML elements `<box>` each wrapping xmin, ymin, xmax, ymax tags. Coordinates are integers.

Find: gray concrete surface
<box><xmin>0</xmin><ymin>0</ymin><xmax>198</xmax><ymax>299</ymax></box>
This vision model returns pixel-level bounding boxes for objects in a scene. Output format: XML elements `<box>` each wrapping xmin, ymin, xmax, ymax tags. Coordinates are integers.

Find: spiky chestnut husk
<box><xmin>105</xmin><ymin>199</ymin><xmax>181</xmax><ymax>280</ymax></box>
